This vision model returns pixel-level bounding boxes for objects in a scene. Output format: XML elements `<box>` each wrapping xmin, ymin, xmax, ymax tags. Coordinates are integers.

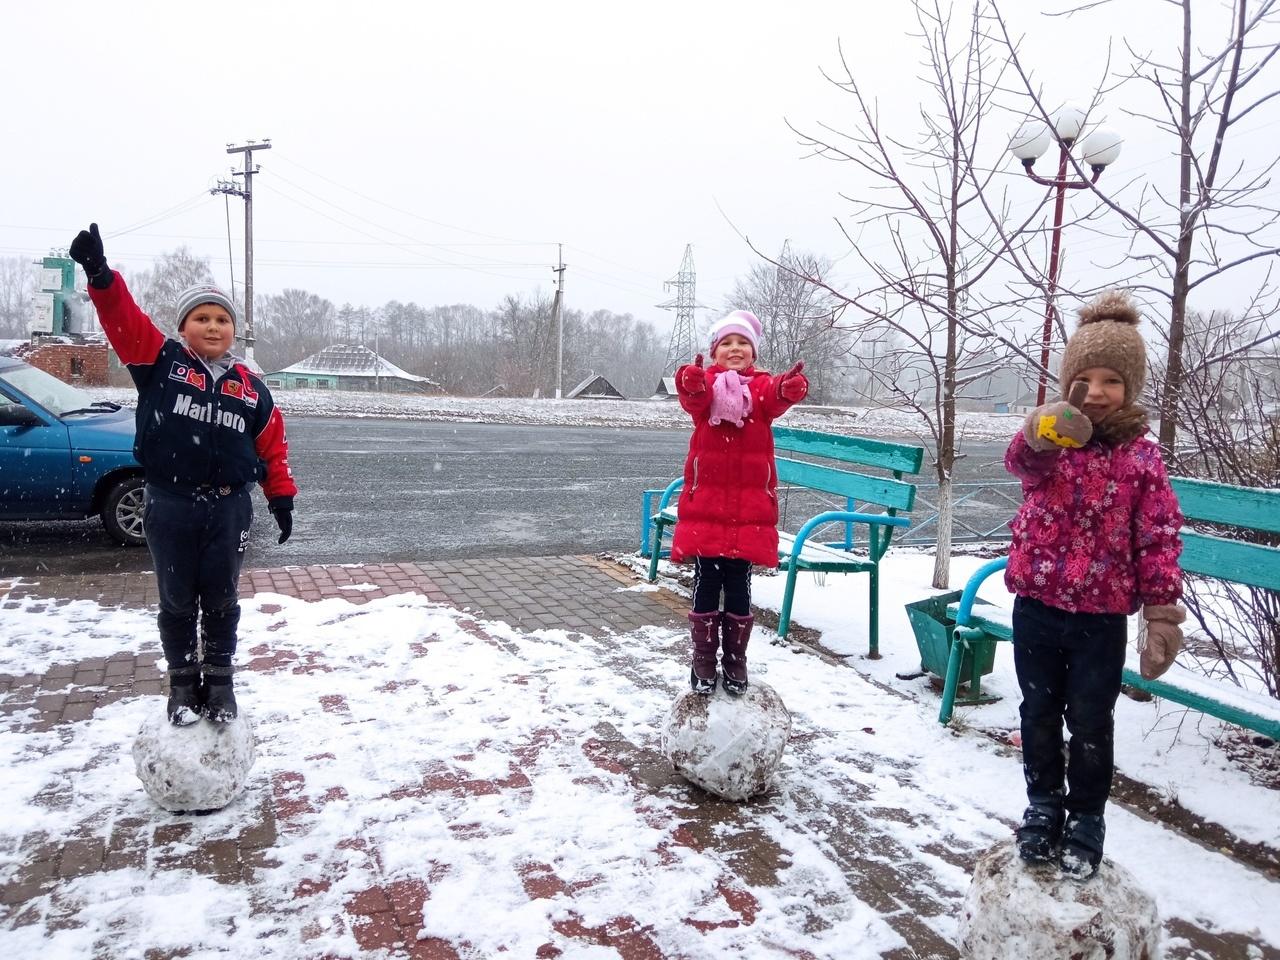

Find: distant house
<box><xmin>265</xmin><ymin>344</ymin><xmax>442</xmax><ymax>394</ymax></box>
<box><xmin>1009</xmin><ymin>391</ymin><xmax>1041</xmax><ymax>415</ymax></box>
<box><xmin>651</xmin><ymin>376</ymin><xmax>678</xmax><ymax>399</ymax></box>
<box><xmin>567</xmin><ymin>374</ymin><xmax>625</xmax><ymax>400</ymax></box>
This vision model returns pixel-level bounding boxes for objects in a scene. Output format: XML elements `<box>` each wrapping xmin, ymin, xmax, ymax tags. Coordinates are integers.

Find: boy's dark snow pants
<box><xmin>1011</xmin><ymin>595</ymin><xmax>1128</xmax><ymax>817</ymax></box>
<box><xmin>144</xmin><ymin>485</ymin><xmax>253</xmax><ymax>672</ymax></box>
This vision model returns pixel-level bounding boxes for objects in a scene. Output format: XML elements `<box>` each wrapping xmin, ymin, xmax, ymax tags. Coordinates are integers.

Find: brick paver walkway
<box><xmin>1</xmin><ymin>557</ymin><xmax>1273</xmax><ymax>959</ymax></box>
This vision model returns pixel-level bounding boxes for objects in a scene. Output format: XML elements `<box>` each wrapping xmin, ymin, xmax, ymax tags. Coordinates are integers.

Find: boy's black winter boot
<box><xmin>200</xmin><ymin>606</ymin><xmax>240</xmax><ymax>722</ymax></box>
<box><xmin>1015</xmin><ymin>802</ymin><xmax>1065</xmax><ymax>864</ymax></box>
<box><xmin>201</xmin><ymin>664</ymin><xmax>238</xmax><ymax>723</ymax></box>
<box><xmin>166</xmin><ymin>666</ymin><xmax>203</xmax><ymax>726</ymax></box>
<box><xmin>720</xmin><ymin>613</ymin><xmax>753</xmax><ymax>696</ymax></box>
<box><xmin>1059</xmin><ymin>813</ymin><xmax>1106</xmax><ymax>880</ymax></box>
<box><xmin>160</xmin><ymin>618</ymin><xmax>201</xmax><ymax>725</ymax></box>
<box><xmin>688</xmin><ymin>611</ymin><xmax>720</xmax><ymax>694</ymax></box>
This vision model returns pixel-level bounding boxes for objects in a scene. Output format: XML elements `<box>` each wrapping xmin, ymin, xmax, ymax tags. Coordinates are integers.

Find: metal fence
<box><xmin>639</xmin><ymin>480</ymin><xmax>1019</xmax><ymax>556</ymax></box>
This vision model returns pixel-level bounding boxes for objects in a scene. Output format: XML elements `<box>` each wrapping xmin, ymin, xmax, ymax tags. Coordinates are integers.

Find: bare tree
<box><xmin>785</xmin><ymin>0</ymin><xmax>1041</xmax><ymax>588</ymax></box>
<box><xmin>568</xmin><ymin>308</ymin><xmax>667</xmax><ymax>397</ymax></box>
<box><xmin>0</xmin><ymin>256</ymin><xmax>37</xmax><ymax>339</ymax></box>
<box><xmin>1157</xmin><ymin>309</ymin><xmax>1280</xmax><ymax>698</ymax></box>
<box><xmin>255</xmin><ymin>289</ymin><xmax>336</xmax><ymax>369</ymax></box>
<box><xmin>125</xmin><ymin>247</ymin><xmax>216</xmax><ymax>325</ymax></box>
<box><xmin>491</xmin><ymin>293</ymin><xmax>556</xmax><ymax>397</ymax></box>
<box><xmin>995</xmin><ymin>0</ymin><xmax>1280</xmax><ymax>452</ymax></box>
<box><xmin>727</xmin><ymin>244</ymin><xmax>848</xmax><ymax>401</ymax></box>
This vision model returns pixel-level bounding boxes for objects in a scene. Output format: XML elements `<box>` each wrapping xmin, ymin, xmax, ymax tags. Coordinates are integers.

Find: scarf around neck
<box><xmin>710</xmin><ymin>369</ymin><xmax>753</xmax><ymax>427</ymax></box>
<box><xmin>1092</xmin><ymin>403</ymin><xmax>1149</xmax><ymax>446</ymax></box>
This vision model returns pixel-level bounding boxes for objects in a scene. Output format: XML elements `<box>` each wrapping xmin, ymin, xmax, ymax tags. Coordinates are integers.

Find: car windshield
<box><xmin>0</xmin><ymin>363</ymin><xmax>99</xmax><ymax>417</ymax></box>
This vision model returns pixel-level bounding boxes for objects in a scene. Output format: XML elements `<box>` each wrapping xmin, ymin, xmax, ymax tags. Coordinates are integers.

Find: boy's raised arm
<box><xmin>72</xmin><ymin>223</ymin><xmax>165</xmax><ymax>367</ymax></box>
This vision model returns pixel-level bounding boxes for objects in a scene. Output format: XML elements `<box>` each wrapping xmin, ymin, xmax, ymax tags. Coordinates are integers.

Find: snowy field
<box><xmin>1</xmin><ymin>552</ymin><xmax>1276</xmax><ymax>958</ymax></box>
<box><xmin>86</xmin><ymin>385</ymin><xmax>1026</xmax><ymax>442</ymax></box>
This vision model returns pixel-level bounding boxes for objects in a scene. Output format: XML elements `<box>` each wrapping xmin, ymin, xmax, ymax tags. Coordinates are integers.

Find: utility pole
<box><xmin>211</xmin><ymin>140</ymin><xmax>271</xmax><ymax>369</ymax></box>
<box><xmin>552</xmin><ymin>243</ymin><xmax>566</xmax><ymax>399</ymax></box>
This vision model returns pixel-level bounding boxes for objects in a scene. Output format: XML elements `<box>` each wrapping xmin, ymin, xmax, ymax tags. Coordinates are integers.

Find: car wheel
<box><xmin>102</xmin><ymin>476</ymin><xmax>146</xmax><ymax>546</ymax></box>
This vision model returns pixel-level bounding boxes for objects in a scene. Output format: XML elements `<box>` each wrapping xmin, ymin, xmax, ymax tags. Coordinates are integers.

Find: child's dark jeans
<box><xmin>1012</xmin><ymin>595</ymin><xmax>1128</xmax><ymax>817</ymax></box>
<box><xmin>144</xmin><ymin>485</ymin><xmax>253</xmax><ymax>671</ymax></box>
<box><xmin>692</xmin><ymin>557</ymin><xmax>751</xmax><ymax>616</ymax></box>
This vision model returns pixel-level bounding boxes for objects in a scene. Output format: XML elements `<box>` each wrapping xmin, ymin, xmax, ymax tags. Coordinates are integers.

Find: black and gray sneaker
<box><xmin>1016</xmin><ymin>802</ymin><xmax>1065</xmax><ymax>864</ymax></box>
<box><xmin>1059</xmin><ymin>813</ymin><xmax>1106</xmax><ymax>880</ymax></box>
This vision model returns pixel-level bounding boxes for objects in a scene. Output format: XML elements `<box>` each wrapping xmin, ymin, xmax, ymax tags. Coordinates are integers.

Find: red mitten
<box><xmin>677</xmin><ymin>354</ymin><xmax>706</xmax><ymax>394</ymax></box>
<box><xmin>778</xmin><ymin>361</ymin><xmax>808</xmax><ymax>402</ymax></box>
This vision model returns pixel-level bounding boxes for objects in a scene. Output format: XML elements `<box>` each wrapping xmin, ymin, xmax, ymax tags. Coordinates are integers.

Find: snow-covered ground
<box><xmin>1</xmin><ymin>553</ymin><xmax>1275</xmax><ymax>958</ymax></box>
<box><xmin>735</xmin><ymin>552</ymin><xmax>1280</xmax><ymax>848</ymax></box>
<box><xmin>4</xmin><ymin>385</ymin><xmax>1270</xmax><ymax>956</ymax></box>
<box><xmin>87</xmin><ymin>385</ymin><xmax>1025</xmax><ymax>442</ymax></box>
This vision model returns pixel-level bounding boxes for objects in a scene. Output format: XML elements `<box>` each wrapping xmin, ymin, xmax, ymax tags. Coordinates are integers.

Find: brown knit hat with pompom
<box><xmin>1058</xmin><ymin>290</ymin><xmax>1147</xmax><ymax>403</ymax></box>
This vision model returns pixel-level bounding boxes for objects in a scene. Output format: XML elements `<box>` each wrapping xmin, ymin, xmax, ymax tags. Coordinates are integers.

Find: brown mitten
<box><xmin>1023</xmin><ymin>382</ymin><xmax>1093</xmax><ymax>452</ymax></box>
<box><xmin>1141</xmin><ymin>604</ymin><xmax>1186</xmax><ymax>680</ymax></box>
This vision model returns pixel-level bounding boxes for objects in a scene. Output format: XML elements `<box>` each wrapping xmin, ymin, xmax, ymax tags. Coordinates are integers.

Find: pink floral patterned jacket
<box><xmin>1004</xmin><ymin>431</ymin><xmax>1184</xmax><ymax>614</ymax></box>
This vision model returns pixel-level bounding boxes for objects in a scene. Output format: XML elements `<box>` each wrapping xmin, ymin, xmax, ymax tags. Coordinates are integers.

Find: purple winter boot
<box><xmin>689</xmin><ymin>611</ymin><xmax>720</xmax><ymax>694</ymax></box>
<box><xmin>720</xmin><ymin>612</ymin><xmax>753</xmax><ymax>696</ymax></box>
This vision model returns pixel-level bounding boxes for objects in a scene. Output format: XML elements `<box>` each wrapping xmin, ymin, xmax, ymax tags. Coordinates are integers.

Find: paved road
<box><xmin>0</xmin><ymin>417</ymin><xmax>1013</xmax><ymax>578</ymax></box>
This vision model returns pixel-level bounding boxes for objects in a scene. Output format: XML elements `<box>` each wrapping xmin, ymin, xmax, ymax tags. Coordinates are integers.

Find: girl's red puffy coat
<box><xmin>670</xmin><ymin>364</ymin><xmax>800</xmax><ymax>567</ymax></box>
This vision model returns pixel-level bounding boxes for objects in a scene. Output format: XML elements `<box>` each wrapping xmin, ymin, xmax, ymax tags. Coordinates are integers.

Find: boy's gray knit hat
<box><xmin>1059</xmin><ymin>290</ymin><xmax>1147</xmax><ymax>403</ymax></box>
<box><xmin>175</xmin><ymin>283</ymin><xmax>237</xmax><ymax>331</ymax></box>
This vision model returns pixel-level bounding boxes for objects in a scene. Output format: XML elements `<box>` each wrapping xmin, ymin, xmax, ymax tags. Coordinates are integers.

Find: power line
<box><xmin>262</xmin><ymin>180</ymin><xmax>558</xmax><ymax>285</ymax></box>
<box><xmin>267</xmin><ymin>169</ymin><xmax>552</xmax><ymax>270</ymax></box>
<box><xmin>105</xmin><ymin>193</ymin><xmax>214</xmax><ymax>238</ymax></box>
<box><xmin>268</xmin><ymin>154</ymin><xmax>674</xmax><ymax>299</ymax></box>
<box><xmin>272</xmin><ymin>151</ymin><xmax>546</xmax><ymax>245</ymax></box>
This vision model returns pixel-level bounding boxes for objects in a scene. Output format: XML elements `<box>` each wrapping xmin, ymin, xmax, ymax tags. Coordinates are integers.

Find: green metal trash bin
<box><xmin>904</xmin><ymin>591</ymin><xmax>1000</xmax><ymax>705</ymax></box>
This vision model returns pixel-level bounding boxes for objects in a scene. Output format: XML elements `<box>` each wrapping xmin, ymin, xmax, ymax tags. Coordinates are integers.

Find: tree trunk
<box><xmin>932</xmin><ymin>472</ymin><xmax>954</xmax><ymax>590</ymax></box>
<box><xmin>933</xmin><ymin>137</ymin><xmax>961</xmax><ymax>591</ymax></box>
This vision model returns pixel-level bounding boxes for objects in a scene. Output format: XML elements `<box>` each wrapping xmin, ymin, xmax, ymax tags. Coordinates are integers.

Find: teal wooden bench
<box><xmin>643</xmin><ymin>426</ymin><xmax>925</xmax><ymax>657</ymax></box>
<box><xmin>939</xmin><ymin>477</ymin><xmax>1280</xmax><ymax>739</ymax></box>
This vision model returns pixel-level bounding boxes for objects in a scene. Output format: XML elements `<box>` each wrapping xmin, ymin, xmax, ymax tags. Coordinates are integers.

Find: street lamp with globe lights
<box><xmin>1011</xmin><ymin>103</ymin><xmax>1123</xmax><ymax>404</ymax></box>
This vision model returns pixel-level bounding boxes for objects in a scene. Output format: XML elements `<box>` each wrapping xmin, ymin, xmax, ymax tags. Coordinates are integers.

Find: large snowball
<box><xmin>959</xmin><ymin>840</ymin><xmax>1160</xmax><ymax>960</ymax></box>
<box><xmin>132</xmin><ymin>709</ymin><xmax>256</xmax><ymax>813</ymax></box>
<box><xmin>662</xmin><ymin>682</ymin><xmax>791</xmax><ymax>801</ymax></box>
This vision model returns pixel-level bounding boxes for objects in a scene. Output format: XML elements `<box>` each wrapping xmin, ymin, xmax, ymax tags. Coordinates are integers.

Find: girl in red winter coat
<box><xmin>670</xmin><ymin>310</ymin><xmax>808</xmax><ymax>695</ymax></box>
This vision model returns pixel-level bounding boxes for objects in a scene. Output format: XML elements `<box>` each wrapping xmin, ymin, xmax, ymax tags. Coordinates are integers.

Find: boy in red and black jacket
<box><xmin>71</xmin><ymin>223</ymin><xmax>297</xmax><ymax>726</ymax></box>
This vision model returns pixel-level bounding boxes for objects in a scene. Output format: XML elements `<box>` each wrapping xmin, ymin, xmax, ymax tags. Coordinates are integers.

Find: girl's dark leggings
<box><xmin>692</xmin><ymin>556</ymin><xmax>751</xmax><ymax>616</ymax></box>
<box><xmin>1012</xmin><ymin>595</ymin><xmax>1128</xmax><ymax>817</ymax></box>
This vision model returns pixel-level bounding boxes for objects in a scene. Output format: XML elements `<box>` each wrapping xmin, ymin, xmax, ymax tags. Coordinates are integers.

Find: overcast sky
<box><xmin>3</xmin><ymin>1</ymin><xmax>1273</xmax><ymax>335</ymax></box>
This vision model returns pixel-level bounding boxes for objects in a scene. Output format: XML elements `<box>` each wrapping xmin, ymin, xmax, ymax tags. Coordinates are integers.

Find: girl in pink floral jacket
<box><xmin>1004</xmin><ymin>291</ymin><xmax>1184</xmax><ymax>881</ymax></box>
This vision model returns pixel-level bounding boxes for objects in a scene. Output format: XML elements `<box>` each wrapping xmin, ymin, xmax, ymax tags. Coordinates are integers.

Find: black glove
<box><xmin>269</xmin><ymin>496</ymin><xmax>293</xmax><ymax>545</ymax></box>
<box><xmin>69</xmin><ymin>223</ymin><xmax>113</xmax><ymax>289</ymax></box>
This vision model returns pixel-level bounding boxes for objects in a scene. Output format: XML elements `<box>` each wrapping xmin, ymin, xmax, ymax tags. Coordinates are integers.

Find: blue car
<box><xmin>0</xmin><ymin>355</ymin><xmax>145</xmax><ymax>546</ymax></box>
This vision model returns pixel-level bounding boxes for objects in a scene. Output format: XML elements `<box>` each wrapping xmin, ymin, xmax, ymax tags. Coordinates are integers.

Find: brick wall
<box><xmin>23</xmin><ymin>342</ymin><xmax>110</xmax><ymax>387</ymax></box>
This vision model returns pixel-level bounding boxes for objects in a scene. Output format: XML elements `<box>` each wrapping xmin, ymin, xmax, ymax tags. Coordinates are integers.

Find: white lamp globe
<box><xmin>1052</xmin><ymin>103</ymin><xmax>1088</xmax><ymax>142</ymax></box>
<box><xmin>1010</xmin><ymin>122</ymin><xmax>1051</xmax><ymax>161</ymax></box>
<box><xmin>1081</xmin><ymin>126</ymin><xmax>1123</xmax><ymax>168</ymax></box>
